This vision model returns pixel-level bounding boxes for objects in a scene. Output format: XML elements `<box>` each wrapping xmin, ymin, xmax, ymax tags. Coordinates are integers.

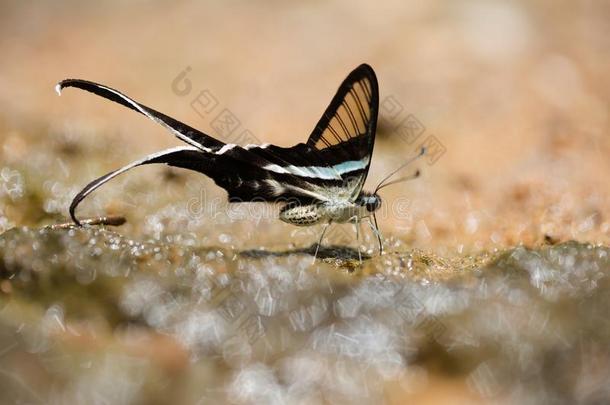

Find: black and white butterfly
<box><xmin>57</xmin><ymin>64</ymin><xmax>423</xmax><ymax>259</ymax></box>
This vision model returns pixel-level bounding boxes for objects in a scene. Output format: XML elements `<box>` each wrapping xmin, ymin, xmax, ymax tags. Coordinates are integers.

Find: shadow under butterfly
<box><xmin>56</xmin><ymin>64</ymin><xmax>424</xmax><ymax>262</ymax></box>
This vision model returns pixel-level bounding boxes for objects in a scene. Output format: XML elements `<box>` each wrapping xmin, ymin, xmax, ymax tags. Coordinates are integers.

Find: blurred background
<box><xmin>1</xmin><ymin>0</ymin><xmax>608</xmax><ymax>251</ymax></box>
<box><xmin>0</xmin><ymin>0</ymin><xmax>609</xmax><ymax>404</ymax></box>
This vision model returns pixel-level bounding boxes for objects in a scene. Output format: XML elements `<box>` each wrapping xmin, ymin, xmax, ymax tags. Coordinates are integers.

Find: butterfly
<box><xmin>57</xmin><ymin>64</ymin><xmax>423</xmax><ymax>259</ymax></box>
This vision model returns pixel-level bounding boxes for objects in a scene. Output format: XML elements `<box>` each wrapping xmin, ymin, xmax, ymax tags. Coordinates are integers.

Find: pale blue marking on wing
<box><xmin>262</xmin><ymin>157</ymin><xmax>369</xmax><ymax>180</ymax></box>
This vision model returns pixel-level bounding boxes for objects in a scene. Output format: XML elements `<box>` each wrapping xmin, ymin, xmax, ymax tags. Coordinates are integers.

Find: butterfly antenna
<box><xmin>376</xmin><ymin>170</ymin><xmax>421</xmax><ymax>191</ymax></box>
<box><xmin>374</xmin><ymin>147</ymin><xmax>426</xmax><ymax>194</ymax></box>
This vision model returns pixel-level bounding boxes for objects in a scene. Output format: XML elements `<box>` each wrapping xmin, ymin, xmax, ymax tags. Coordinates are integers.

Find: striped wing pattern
<box><xmin>57</xmin><ymin>64</ymin><xmax>378</xmax><ymax>223</ymax></box>
<box><xmin>306</xmin><ymin>64</ymin><xmax>378</xmax><ymax>199</ymax></box>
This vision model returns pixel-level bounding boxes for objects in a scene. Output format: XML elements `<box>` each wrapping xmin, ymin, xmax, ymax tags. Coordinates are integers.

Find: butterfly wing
<box><xmin>58</xmin><ymin>64</ymin><xmax>378</xmax><ymax>222</ymax></box>
<box><xmin>305</xmin><ymin>64</ymin><xmax>378</xmax><ymax>200</ymax></box>
<box><xmin>58</xmin><ymin>79</ymin><xmax>339</xmax><ymax>222</ymax></box>
<box><xmin>57</xmin><ymin>79</ymin><xmax>225</xmax><ymax>151</ymax></box>
<box><xmin>68</xmin><ymin>146</ymin><xmax>201</xmax><ymax>224</ymax></box>
<box><xmin>238</xmin><ymin>64</ymin><xmax>379</xmax><ymax>202</ymax></box>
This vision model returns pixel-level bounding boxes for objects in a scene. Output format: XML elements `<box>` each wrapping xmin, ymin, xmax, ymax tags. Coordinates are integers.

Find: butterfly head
<box><xmin>357</xmin><ymin>191</ymin><xmax>382</xmax><ymax>213</ymax></box>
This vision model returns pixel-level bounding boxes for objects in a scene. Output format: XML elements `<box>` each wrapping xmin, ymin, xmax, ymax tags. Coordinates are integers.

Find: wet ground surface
<box><xmin>1</xmin><ymin>225</ymin><xmax>609</xmax><ymax>403</ymax></box>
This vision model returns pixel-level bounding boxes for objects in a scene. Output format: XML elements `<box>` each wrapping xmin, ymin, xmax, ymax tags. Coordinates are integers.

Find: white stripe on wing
<box><xmin>215</xmin><ymin>144</ymin><xmax>237</xmax><ymax>154</ymax></box>
<box><xmin>76</xmin><ymin>146</ymin><xmax>201</xmax><ymax>202</ymax></box>
<box><xmin>262</xmin><ymin>157</ymin><xmax>369</xmax><ymax>180</ymax></box>
<box><xmin>58</xmin><ymin>82</ymin><xmax>213</xmax><ymax>152</ymax></box>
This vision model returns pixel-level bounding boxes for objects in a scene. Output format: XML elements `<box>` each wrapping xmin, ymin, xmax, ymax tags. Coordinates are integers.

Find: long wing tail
<box><xmin>56</xmin><ymin>79</ymin><xmax>225</xmax><ymax>151</ymax></box>
<box><xmin>69</xmin><ymin>146</ymin><xmax>205</xmax><ymax>225</ymax></box>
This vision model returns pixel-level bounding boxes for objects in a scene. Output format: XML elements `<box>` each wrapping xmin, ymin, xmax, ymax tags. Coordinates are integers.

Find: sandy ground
<box><xmin>0</xmin><ymin>1</ymin><xmax>609</xmax><ymax>403</ymax></box>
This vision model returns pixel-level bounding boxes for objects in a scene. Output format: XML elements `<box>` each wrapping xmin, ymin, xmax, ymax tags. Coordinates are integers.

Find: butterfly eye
<box><xmin>365</xmin><ymin>195</ymin><xmax>381</xmax><ymax>212</ymax></box>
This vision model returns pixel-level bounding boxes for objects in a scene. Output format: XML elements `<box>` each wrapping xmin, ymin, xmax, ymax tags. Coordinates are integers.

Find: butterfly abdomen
<box><xmin>279</xmin><ymin>204</ymin><xmax>323</xmax><ymax>226</ymax></box>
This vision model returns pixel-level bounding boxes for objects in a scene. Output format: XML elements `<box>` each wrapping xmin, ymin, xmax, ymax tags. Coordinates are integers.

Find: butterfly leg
<box><xmin>354</xmin><ymin>217</ymin><xmax>362</xmax><ymax>264</ymax></box>
<box><xmin>312</xmin><ymin>220</ymin><xmax>332</xmax><ymax>264</ymax></box>
<box><xmin>368</xmin><ymin>215</ymin><xmax>384</xmax><ymax>255</ymax></box>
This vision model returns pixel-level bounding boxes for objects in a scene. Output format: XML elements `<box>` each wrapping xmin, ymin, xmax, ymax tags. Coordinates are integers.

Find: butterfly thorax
<box><xmin>278</xmin><ymin>191</ymin><xmax>381</xmax><ymax>226</ymax></box>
